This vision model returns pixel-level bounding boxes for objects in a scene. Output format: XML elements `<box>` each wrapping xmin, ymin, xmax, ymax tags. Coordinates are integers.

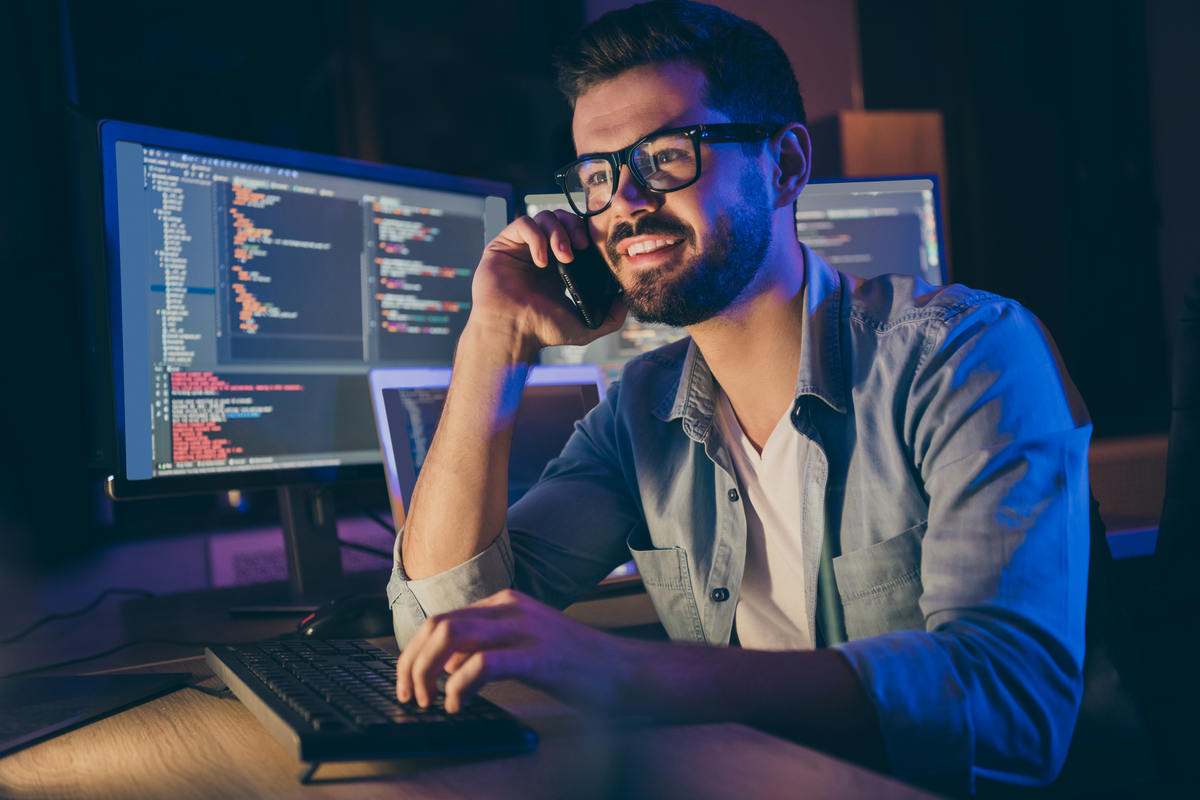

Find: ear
<box><xmin>768</xmin><ymin>123</ymin><xmax>811</xmax><ymax>210</ymax></box>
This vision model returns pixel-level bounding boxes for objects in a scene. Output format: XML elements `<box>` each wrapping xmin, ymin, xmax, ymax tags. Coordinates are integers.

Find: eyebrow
<box><xmin>574</xmin><ymin>121</ymin><xmax>696</xmax><ymax>159</ymax></box>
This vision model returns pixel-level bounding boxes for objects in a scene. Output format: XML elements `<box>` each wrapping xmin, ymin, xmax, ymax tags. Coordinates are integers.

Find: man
<box><xmin>387</xmin><ymin>1</ymin><xmax>1091</xmax><ymax>794</ymax></box>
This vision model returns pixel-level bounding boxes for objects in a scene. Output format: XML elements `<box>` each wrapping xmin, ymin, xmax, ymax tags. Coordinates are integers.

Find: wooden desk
<box><xmin>0</xmin><ymin>581</ymin><xmax>940</xmax><ymax>799</ymax></box>
<box><xmin>0</xmin><ymin>651</ymin><xmax>940</xmax><ymax>799</ymax></box>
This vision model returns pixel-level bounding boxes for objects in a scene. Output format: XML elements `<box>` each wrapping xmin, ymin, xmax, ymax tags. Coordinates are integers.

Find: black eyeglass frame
<box><xmin>554</xmin><ymin>122</ymin><xmax>773</xmax><ymax>218</ymax></box>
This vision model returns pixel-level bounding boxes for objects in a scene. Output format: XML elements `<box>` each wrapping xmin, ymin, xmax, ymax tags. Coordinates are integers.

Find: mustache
<box><xmin>607</xmin><ymin>216</ymin><xmax>693</xmax><ymax>261</ymax></box>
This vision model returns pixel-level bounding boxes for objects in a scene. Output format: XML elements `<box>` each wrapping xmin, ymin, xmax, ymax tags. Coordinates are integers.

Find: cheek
<box><xmin>687</xmin><ymin>166</ymin><xmax>742</xmax><ymax>218</ymax></box>
<box><xmin>590</xmin><ymin>219</ymin><xmax>620</xmax><ymax>268</ymax></box>
<box><xmin>674</xmin><ymin>192</ymin><xmax>727</xmax><ymax>244</ymax></box>
<box><xmin>693</xmin><ymin>164</ymin><xmax>766</xmax><ymax>235</ymax></box>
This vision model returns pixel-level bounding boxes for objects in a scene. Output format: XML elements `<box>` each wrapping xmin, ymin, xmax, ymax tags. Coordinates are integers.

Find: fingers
<box><xmin>536</xmin><ymin>210</ymin><xmax>579</xmax><ymax>266</ymax></box>
<box><xmin>396</xmin><ymin>600</ymin><xmax>525</xmax><ymax>707</ymax></box>
<box><xmin>441</xmin><ymin>648</ymin><xmax>533</xmax><ymax>713</ymax></box>
<box><xmin>394</xmin><ymin>590</ymin><xmax>620</xmax><ymax>715</ymax></box>
<box><xmin>501</xmin><ymin>210</ymin><xmax>589</xmax><ymax>268</ymax></box>
<box><xmin>443</xmin><ymin>650</ymin><xmax>470</xmax><ymax>674</ymax></box>
<box><xmin>397</xmin><ymin>615</ymin><xmax>471</xmax><ymax>705</ymax></box>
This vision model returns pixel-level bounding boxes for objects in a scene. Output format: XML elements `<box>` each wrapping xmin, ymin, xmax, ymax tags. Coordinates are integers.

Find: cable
<box><xmin>359</xmin><ymin>507</ymin><xmax>396</xmax><ymax>536</ymax></box>
<box><xmin>339</xmin><ymin>506</ymin><xmax>394</xmax><ymax>559</ymax></box>
<box><xmin>0</xmin><ymin>587</ymin><xmax>157</xmax><ymax>645</ymax></box>
<box><xmin>338</xmin><ymin>539</ymin><xmax>392</xmax><ymax>560</ymax></box>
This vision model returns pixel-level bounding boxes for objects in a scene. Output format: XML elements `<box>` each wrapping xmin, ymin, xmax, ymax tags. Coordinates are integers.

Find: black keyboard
<box><xmin>205</xmin><ymin>639</ymin><xmax>537</xmax><ymax>779</ymax></box>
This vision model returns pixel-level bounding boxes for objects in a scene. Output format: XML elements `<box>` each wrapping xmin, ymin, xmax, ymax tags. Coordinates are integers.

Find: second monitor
<box><xmin>531</xmin><ymin>174</ymin><xmax>947</xmax><ymax>382</ymax></box>
<box><xmin>795</xmin><ymin>176</ymin><xmax>945</xmax><ymax>285</ymax></box>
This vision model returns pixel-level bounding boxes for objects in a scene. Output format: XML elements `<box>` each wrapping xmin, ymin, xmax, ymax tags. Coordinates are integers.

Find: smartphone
<box><xmin>554</xmin><ymin>244</ymin><xmax>622</xmax><ymax>329</ymax></box>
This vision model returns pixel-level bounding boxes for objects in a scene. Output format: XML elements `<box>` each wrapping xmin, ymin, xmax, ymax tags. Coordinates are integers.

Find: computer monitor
<box><xmin>531</xmin><ymin>178</ymin><xmax>947</xmax><ymax>382</ymax></box>
<box><xmin>96</xmin><ymin>119</ymin><xmax>512</xmax><ymax>596</ymax></box>
<box><xmin>795</xmin><ymin>176</ymin><xmax>946</xmax><ymax>285</ymax></box>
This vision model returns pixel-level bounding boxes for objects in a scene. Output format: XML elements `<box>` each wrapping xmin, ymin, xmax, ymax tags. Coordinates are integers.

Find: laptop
<box><xmin>368</xmin><ymin>363</ymin><xmax>603</xmax><ymax>522</ymax></box>
<box><xmin>368</xmin><ymin>363</ymin><xmax>639</xmax><ymax>589</ymax></box>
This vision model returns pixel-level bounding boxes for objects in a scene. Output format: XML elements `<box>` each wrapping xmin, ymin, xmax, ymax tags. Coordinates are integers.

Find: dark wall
<box><xmin>60</xmin><ymin>0</ymin><xmax>580</xmax><ymax>186</ymax></box>
<box><xmin>858</xmin><ymin>0</ymin><xmax>1169</xmax><ymax>438</ymax></box>
<box><xmin>1146</xmin><ymin>0</ymin><xmax>1200</xmax><ymax>349</ymax></box>
<box><xmin>0</xmin><ymin>3</ymin><xmax>90</xmax><ymax>565</ymax></box>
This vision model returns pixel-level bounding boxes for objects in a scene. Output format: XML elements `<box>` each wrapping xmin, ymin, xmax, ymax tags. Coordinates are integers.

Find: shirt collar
<box><xmin>653</xmin><ymin>244</ymin><xmax>849</xmax><ymax>440</ymax></box>
<box><xmin>793</xmin><ymin>244</ymin><xmax>849</xmax><ymax>415</ymax></box>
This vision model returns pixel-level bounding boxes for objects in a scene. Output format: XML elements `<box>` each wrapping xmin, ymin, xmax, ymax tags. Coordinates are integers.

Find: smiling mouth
<box><xmin>622</xmin><ymin>238</ymin><xmax>683</xmax><ymax>258</ymax></box>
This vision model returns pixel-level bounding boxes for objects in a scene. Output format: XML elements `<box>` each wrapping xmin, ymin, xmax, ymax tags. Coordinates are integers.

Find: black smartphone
<box><xmin>554</xmin><ymin>244</ymin><xmax>622</xmax><ymax>329</ymax></box>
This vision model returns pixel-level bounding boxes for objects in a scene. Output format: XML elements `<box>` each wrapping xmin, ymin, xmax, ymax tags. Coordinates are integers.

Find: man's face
<box><xmin>571</xmin><ymin>61</ymin><xmax>773</xmax><ymax>327</ymax></box>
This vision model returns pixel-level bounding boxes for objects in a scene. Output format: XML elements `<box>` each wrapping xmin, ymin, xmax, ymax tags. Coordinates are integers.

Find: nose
<box><xmin>607</xmin><ymin>164</ymin><xmax>659</xmax><ymax>218</ymax></box>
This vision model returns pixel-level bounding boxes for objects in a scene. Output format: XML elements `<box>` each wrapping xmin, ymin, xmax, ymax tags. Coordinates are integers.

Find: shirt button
<box><xmin>727</xmin><ymin>488</ymin><xmax>740</xmax><ymax>502</ymax></box>
<box><xmin>710</xmin><ymin>587</ymin><xmax>730</xmax><ymax>602</ymax></box>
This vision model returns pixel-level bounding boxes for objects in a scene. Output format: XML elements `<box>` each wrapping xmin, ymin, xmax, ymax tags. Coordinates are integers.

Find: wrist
<box><xmin>608</xmin><ymin>638</ymin><xmax>705</xmax><ymax>718</ymax></box>
<box><xmin>460</xmin><ymin>312</ymin><xmax>542</xmax><ymax>366</ymax></box>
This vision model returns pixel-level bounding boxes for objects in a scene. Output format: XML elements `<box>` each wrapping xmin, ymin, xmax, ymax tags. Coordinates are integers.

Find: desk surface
<box><xmin>0</xmin><ymin>578</ymin><xmax>939</xmax><ymax>800</ymax></box>
<box><xmin>0</xmin><ymin>651</ymin><xmax>939</xmax><ymax>800</ymax></box>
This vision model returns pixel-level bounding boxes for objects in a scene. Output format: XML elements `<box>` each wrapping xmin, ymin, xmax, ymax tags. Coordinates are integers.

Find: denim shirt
<box><xmin>388</xmin><ymin>246</ymin><xmax>1092</xmax><ymax>794</ymax></box>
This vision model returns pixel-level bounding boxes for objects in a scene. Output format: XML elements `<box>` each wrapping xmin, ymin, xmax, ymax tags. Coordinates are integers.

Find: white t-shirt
<box><xmin>715</xmin><ymin>390</ymin><xmax>812</xmax><ymax>651</ymax></box>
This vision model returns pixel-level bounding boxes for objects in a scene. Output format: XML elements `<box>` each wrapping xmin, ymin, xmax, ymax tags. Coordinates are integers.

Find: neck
<box><xmin>688</xmin><ymin>236</ymin><xmax>807</xmax><ymax>451</ymax></box>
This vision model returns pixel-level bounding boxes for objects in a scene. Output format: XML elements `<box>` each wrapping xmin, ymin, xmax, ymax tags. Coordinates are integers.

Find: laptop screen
<box><xmin>369</xmin><ymin>365</ymin><xmax>606</xmax><ymax>517</ymax></box>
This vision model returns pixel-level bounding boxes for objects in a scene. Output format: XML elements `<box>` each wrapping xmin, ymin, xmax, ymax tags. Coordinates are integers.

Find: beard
<box><xmin>606</xmin><ymin>168</ymin><xmax>773</xmax><ymax>328</ymax></box>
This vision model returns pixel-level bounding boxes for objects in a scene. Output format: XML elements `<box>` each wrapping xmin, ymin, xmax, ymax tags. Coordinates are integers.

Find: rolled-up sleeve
<box><xmin>837</xmin><ymin>298</ymin><xmax>1091</xmax><ymax>795</ymax></box>
<box><xmin>387</xmin><ymin>525</ymin><xmax>515</xmax><ymax>646</ymax></box>
<box><xmin>388</xmin><ymin>380</ymin><xmax>639</xmax><ymax>647</ymax></box>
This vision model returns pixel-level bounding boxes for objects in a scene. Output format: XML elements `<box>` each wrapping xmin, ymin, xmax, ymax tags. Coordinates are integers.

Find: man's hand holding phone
<box><xmin>469</xmin><ymin>209</ymin><xmax>626</xmax><ymax>353</ymax></box>
<box><xmin>401</xmin><ymin>208</ymin><xmax>624</xmax><ymax>582</ymax></box>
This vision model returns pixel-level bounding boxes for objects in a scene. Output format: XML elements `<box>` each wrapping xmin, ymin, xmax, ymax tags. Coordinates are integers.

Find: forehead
<box><xmin>571</xmin><ymin>61</ymin><xmax>728</xmax><ymax>155</ymax></box>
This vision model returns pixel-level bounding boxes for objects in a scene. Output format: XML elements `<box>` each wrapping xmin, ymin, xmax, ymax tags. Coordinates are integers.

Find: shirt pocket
<box><xmin>832</xmin><ymin>521</ymin><xmax>926</xmax><ymax>640</ymax></box>
<box><xmin>626</xmin><ymin>526</ymin><xmax>706</xmax><ymax>643</ymax></box>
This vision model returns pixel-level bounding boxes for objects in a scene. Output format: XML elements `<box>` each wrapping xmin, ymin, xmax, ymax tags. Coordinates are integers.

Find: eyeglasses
<box><xmin>554</xmin><ymin>122</ymin><xmax>773</xmax><ymax>218</ymax></box>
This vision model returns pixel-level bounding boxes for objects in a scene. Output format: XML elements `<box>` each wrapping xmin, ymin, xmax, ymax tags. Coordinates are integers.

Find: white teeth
<box><xmin>625</xmin><ymin>238</ymin><xmax>679</xmax><ymax>257</ymax></box>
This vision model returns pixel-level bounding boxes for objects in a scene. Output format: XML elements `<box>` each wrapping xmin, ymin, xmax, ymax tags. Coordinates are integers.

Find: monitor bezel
<box><xmin>97</xmin><ymin>119</ymin><xmax>514</xmax><ymax>500</ymax></box>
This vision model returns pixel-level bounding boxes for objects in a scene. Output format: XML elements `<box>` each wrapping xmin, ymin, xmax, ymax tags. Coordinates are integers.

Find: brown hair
<box><xmin>554</xmin><ymin>0</ymin><xmax>805</xmax><ymax>129</ymax></box>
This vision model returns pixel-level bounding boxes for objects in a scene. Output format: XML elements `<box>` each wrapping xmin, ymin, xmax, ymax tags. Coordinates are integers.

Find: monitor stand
<box><xmin>227</xmin><ymin>485</ymin><xmax>348</xmax><ymax>616</ymax></box>
<box><xmin>278</xmin><ymin>485</ymin><xmax>343</xmax><ymax>598</ymax></box>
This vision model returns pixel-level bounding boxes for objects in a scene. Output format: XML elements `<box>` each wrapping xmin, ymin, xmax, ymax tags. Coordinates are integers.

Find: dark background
<box><xmin>0</xmin><ymin>0</ymin><xmax>1192</xmax><ymax>569</ymax></box>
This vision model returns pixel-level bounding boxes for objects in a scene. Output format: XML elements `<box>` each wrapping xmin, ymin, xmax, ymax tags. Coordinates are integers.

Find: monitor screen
<box><xmin>99</xmin><ymin>121</ymin><xmax>511</xmax><ymax>496</ymax></box>
<box><xmin>795</xmin><ymin>176</ymin><xmax>945</xmax><ymax>285</ymax></box>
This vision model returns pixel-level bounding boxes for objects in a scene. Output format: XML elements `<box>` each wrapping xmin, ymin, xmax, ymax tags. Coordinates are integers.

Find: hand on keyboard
<box><xmin>206</xmin><ymin>639</ymin><xmax>538</xmax><ymax>768</ymax></box>
<box><xmin>396</xmin><ymin>589</ymin><xmax>641</xmax><ymax>714</ymax></box>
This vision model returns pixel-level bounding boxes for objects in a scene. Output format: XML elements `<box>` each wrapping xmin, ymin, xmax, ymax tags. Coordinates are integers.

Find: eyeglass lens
<box><xmin>563</xmin><ymin>131</ymin><xmax>698</xmax><ymax>215</ymax></box>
